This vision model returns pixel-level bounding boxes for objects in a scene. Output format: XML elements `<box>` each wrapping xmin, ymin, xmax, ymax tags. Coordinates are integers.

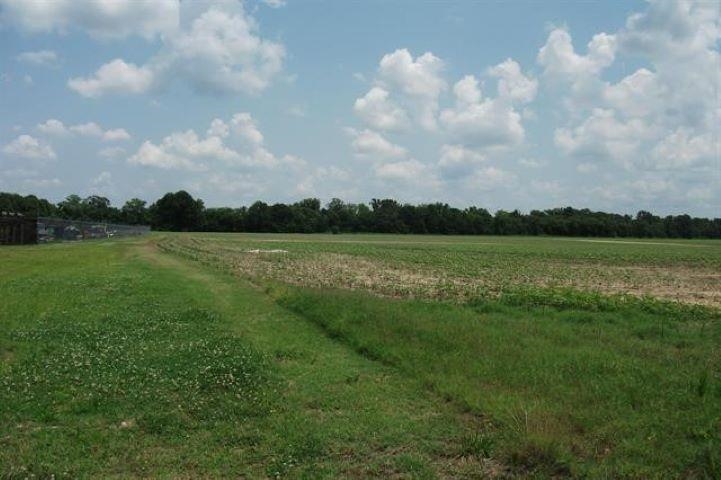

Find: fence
<box><xmin>37</xmin><ymin>217</ymin><xmax>150</xmax><ymax>243</ymax></box>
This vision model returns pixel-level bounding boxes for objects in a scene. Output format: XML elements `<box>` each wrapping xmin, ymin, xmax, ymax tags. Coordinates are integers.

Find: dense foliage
<box><xmin>1</xmin><ymin>190</ymin><xmax>720</xmax><ymax>238</ymax></box>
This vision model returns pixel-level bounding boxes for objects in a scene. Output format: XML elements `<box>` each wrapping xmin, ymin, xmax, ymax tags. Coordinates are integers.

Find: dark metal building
<box><xmin>0</xmin><ymin>213</ymin><xmax>38</xmax><ymax>245</ymax></box>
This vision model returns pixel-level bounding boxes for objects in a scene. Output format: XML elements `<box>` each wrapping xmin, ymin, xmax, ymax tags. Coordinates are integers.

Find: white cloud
<box><xmin>128</xmin><ymin>141</ymin><xmax>203</xmax><ymax>171</ymax></box>
<box><xmin>2</xmin><ymin>134</ymin><xmax>56</xmax><ymax>160</ymax></box>
<box><xmin>619</xmin><ymin>0</ymin><xmax>721</xmax><ymax>61</ymax></box>
<box><xmin>68</xmin><ymin>59</ymin><xmax>155</xmax><ymax>97</ymax></box>
<box><xmin>375</xmin><ymin>158</ymin><xmax>430</xmax><ymax>183</ymax></box>
<box><xmin>16</xmin><ymin>49</ymin><xmax>58</xmax><ymax>67</ymax></box>
<box><xmin>99</xmin><ymin>146</ymin><xmax>126</xmax><ymax>159</ymax></box>
<box><xmin>440</xmin><ymin>75</ymin><xmax>525</xmax><ymax>149</ymax></box>
<box><xmin>545</xmin><ymin>1</ymin><xmax>721</xmax><ymax>174</ymax></box>
<box><xmin>162</xmin><ymin>130</ymin><xmax>240</xmax><ymax>162</ymax></box>
<box><xmin>230</xmin><ymin>113</ymin><xmax>264</xmax><ymax>146</ymax></box>
<box><xmin>36</xmin><ymin>119</ymin><xmax>131</xmax><ymax>141</ymax></box>
<box><xmin>554</xmin><ymin>108</ymin><xmax>653</xmax><ymax>167</ymax></box>
<box><xmin>164</xmin><ymin>7</ymin><xmax>285</xmax><ymax>95</ymax></box>
<box><xmin>438</xmin><ymin>144</ymin><xmax>486</xmax><ymax>178</ymax></box>
<box><xmin>376</xmin><ymin>49</ymin><xmax>446</xmax><ymax>130</ymax></box>
<box><xmin>103</xmin><ymin>128</ymin><xmax>131</xmax><ymax>142</ymax></box>
<box><xmin>378</xmin><ymin>49</ymin><xmax>445</xmax><ymax>99</ymax></box>
<box><xmin>69</xmin><ymin>122</ymin><xmax>104</xmax><ymax>137</ymax></box>
<box><xmin>37</xmin><ymin>119</ymin><xmax>70</xmax><ymax>136</ymax></box>
<box><xmin>127</xmin><ymin>112</ymin><xmax>299</xmax><ymax>172</ymax></box>
<box><xmin>353</xmin><ymin>87</ymin><xmax>409</xmax><ymax>131</ymax></box>
<box><xmin>488</xmin><ymin>59</ymin><xmax>538</xmax><ymax>104</ymax></box>
<box><xmin>651</xmin><ymin>128</ymin><xmax>717</xmax><ymax>169</ymax></box>
<box><xmin>602</xmin><ymin>68</ymin><xmax>663</xmax><ymax>118</ymax></box>
<box><xmin>348</xmin><ymin>128</ymin><xmax>407</xmax><ymax>159</ymax></box>
<box><xmin>206</xmin><ymin>119</ymin><xmax>229</xmax><ymax>138</ymax></box>
<box><xmin>465</xmin><ymin>166</ymin><xmax>516</xmax><ymax>191</ymax></box>
<box><xmin>538</xmin><ymin>28</ymin><xmax>617</xmax><ymax>78</ymax></box>
<box><xmin>67</xmin><ymin>5</ymin><xmax>285</xmax><ymax>98</ymax></box>
<box><xmin>0</xmin><ymin>0</ymin><xmax>179</xmax><ymax>39</ymax></box>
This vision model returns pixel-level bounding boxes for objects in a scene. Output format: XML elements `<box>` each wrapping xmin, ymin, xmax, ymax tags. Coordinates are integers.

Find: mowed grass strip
<box><xmin>0</xmin><ymin>240</ymin><xmax>487</xmax><ymax>478</ymax></box>
<box><xmin>0</xmin><ymin>241</ymin><xmax>275</xmax><ymax>478</ymax></box>
<box><xmin>275</xmin><ymin>286</ymin><xmax>721</xmax><ymax>478</ymax></box>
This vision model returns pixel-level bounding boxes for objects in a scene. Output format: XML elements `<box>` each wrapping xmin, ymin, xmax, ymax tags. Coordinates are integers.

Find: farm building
<box><xmin>0</xmin><ymin>213</ymin><xmax>38</xmax><ymax>245</ymax></box>
<box><xmin>0</xmin><ymin>215</ymin><xmax>150</xmax><ymax>245</ymax></box>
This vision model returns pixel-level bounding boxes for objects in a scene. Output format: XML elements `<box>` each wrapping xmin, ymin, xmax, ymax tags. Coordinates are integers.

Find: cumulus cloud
<box><xmin>128</xmin><ymin>141</ymin><xmax>201</xmax><ymax>171</ymax></box>
<box><xmin>2</xmin><ymin>134</ymin><xmax>56</xmax><ymax>160</ymax></box>
<box><xmin>544</xmin><ymin>0</ymin><xmax>721</xmax><ymax>176</ymax></box>
<box><xmin>127</xmin><ymin>112</ymin><xmax>301</xmax><ymax>172</ymax></box>
<box><xmin>354</xmin><ymin>49</ymin><xmax>445</xmax><ymax>132</ymax></box>
<box><xmin>67</xmin><ymin>59</ymin><xmax>155</xmax><ymax>97</ymax></box>
<box><xmin>440</xmin><ymin>75</ymin><xmax>525</xmax><ymax>149</ymax></box>
<box><xmin>16</xmin><ymin>50</ymin><xmax>59</xmax><ymax>68</ymax></box>
<box><xmin>554</xmin><ymin>108</ymin><xmax>654</xmax><ymax>167</ymax></box>
<box><xmin>348</xmin><ymin>128</ymin><xmax>407</xmax><ymax>159</ymax></box>
<box><xmin>36</xmin><ymin>119</ymin><xmax>131</xmax><ymax>141</ymax></box>
<box><xmin>353</xmin><ymin>87</ymin><xmax>410</xmax><ymax>131</ymax></box>
<box><xmin>350</xmin><ymin>52</ymin><xmax>536</xmax><ymax>183</ymax></box>
<box><xmin>438</xmin><ymin>144</ymin><xmax>486</xmax><ymax>178</ymax></box>
<box><xmin>207</xmin><ymin>119</ymin><xmax>230</xmax><ymax>138</ymax></box>
<box><xmin>0</xmin><ymin>0</ymin><xmax>179</xmax><ymax>39</ymax></box>
<box><xmin>465</xmin><ymin>166</ymin><xmax>516</xmax><ymax>191</ymax></box>
<box><xmin>377</xmin><ymin>49</ymin><xmax>445</xmax><ymax>130</ymax></box>
<box><xmin>67</xmin><ymin>4</ymin><xmax>285</xmax><ymax>97</ymax></box>
<box><xmin>99</xmin><ymin>146</ymin><xmax>126</xmax><ymax>159</ymax></box>
<box><xmin>230</xmin><ymin>113</ymin><xmax>264</xmax><ymax>146</ymax></box>
<box><xmin>651</xmin><ymin>128</ymin><xmax>717</xmax><ymax>169</ymax></box>
<box><xmin>37</xmin><ymin>119</ymin><xmax>70</xmax><ymax>136</ymax></box>
<box><xmin>538</xmin><ymin>28</ymin><xmax>617</xmax><ymax>78</ymax></box>
<box><xmin>375</xmin><ymin>158</ymin><xmax>430</xmax><ymax>183</ymax></box>
<box><xmin>488</xmin><ymin>59</ymin><xmax>538</xmax><ymax>104</ymax></box>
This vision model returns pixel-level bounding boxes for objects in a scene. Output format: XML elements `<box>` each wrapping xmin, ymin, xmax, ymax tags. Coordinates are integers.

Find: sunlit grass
<box><xmin>275</xmin><ymin>285</ymin><xmax>721</xmax><ymax>477</ymax></box>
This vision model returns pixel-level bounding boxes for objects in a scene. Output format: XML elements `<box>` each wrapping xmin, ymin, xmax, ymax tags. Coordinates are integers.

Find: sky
<box><xmin>0</xmin><ymin>0</ymin><xmax>719</xmax><ymax>217</ymax></box>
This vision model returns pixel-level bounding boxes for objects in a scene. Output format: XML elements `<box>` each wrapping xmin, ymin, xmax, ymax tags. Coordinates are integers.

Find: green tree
<box><xmin>121</xmin><ymin>198</ymin><xmax>149</xmax><ymax>225</ymax></box>
<box><xmin>149</xmin><ymin>191</ymin><xmax>205</xmax><ymax>231</ymax></box>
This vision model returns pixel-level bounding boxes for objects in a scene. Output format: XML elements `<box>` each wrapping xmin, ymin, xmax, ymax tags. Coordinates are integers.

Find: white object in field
<box><xmin>245</xmin><ymin>249</ymin><xmax>288</xmax><ymax>254</ymax></box>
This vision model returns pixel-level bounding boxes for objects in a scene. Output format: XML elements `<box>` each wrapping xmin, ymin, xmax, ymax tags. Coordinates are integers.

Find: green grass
<box><xmin>157</xmin><ymin>232</ymin><xmax>721</xmax><ymax>308</ymax></box>
<box><xmin>0</xmin><ymin>239</ymin><xmax>484</xmax><ymax>478</ymax></box>
<box><xmin>2</xmin><ymin>233</ymin><xmax>721</xmax><ymax>478</ymax></box>
<box><xmin>275</xmin><ymin>286</ymin><xmax>721</xmax><ymax>478</ymax></box>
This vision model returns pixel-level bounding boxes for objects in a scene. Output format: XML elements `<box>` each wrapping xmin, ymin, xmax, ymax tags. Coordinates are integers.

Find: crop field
<box><xmin>159</xmin><ymin>233</ymin><xmax>721</xmax><ymax>307</ymax></box>
<box><xmin>2</xmin><ymin>233</ymin><xmax>721</xmax><ymax>478</ymax></box>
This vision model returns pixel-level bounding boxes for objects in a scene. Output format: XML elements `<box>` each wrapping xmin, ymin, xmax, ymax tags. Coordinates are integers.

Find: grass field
<box><xmin>2</xmin><ymin>234</ymin><xmax>720</xmax><ymax>478</ymax></box>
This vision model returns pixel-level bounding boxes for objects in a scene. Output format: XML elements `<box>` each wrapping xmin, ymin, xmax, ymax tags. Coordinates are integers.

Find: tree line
<box><xmin>1</xmin><ymin>190</ymin><xmax>720</xmax><ymax>239</ymax></box>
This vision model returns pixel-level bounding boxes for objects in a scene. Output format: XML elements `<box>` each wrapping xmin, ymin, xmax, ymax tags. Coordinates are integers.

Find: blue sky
<box><xmin>0</xmin><ymin>0</ymin><xmax>719</xmax><ymax>216</ymax></box>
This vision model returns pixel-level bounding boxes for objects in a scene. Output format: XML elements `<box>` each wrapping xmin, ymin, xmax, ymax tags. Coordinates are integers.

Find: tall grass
<box><xmin>275</xmin><ymin>285</ymin><xmax>721</xmax><ymax>478</ymax></box>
